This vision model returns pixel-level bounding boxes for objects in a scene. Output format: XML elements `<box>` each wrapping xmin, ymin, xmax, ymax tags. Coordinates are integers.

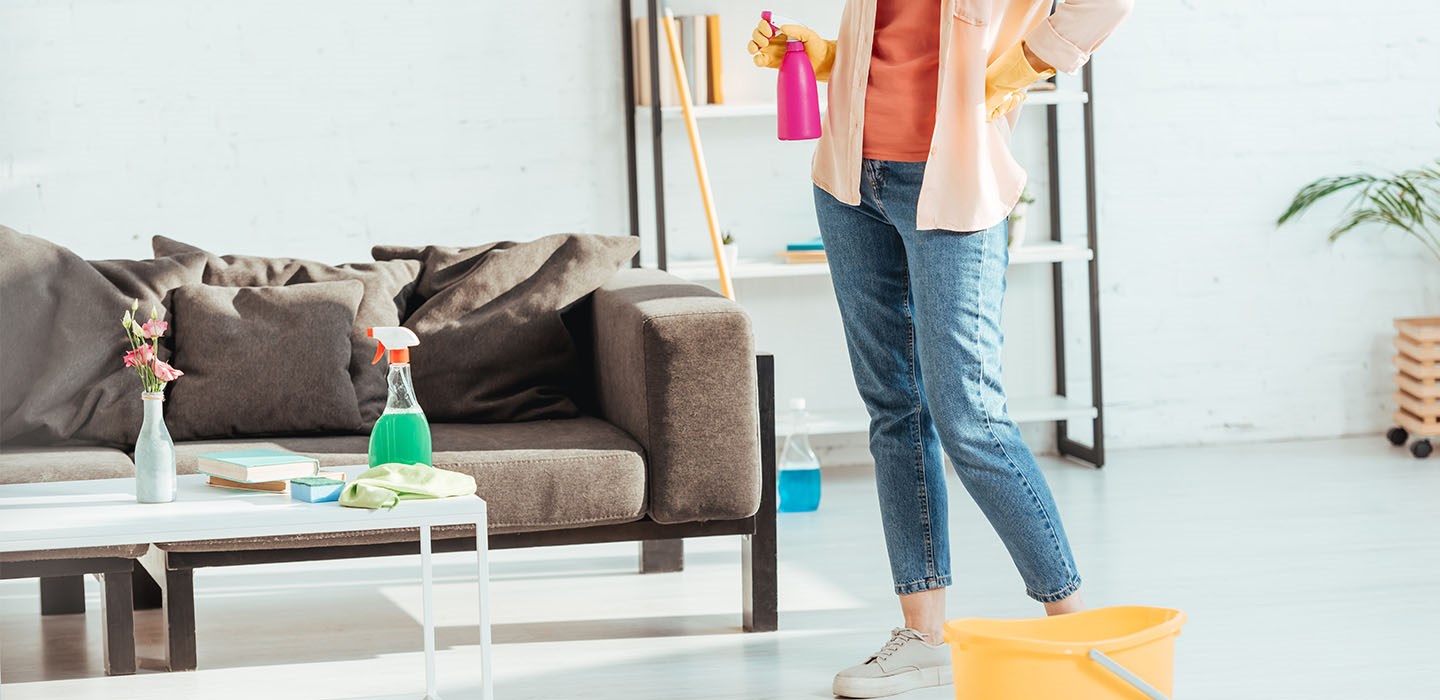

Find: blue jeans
<box><xmin>814</xmin><ymin>159</ymin><xmax>1081</xmax><ymax>603</ymax></box>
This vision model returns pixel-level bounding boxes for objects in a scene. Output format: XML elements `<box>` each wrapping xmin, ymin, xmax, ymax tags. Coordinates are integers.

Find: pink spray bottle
<box><xmin>763</xmin><ymin>10</ymin><xmax>822</xmax><ymax>141</ymax></box>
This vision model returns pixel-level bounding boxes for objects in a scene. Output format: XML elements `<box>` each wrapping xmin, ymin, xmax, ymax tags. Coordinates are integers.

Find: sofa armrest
<box><xmin>592</xmin><ymin>268</ymin><xmax>760</xmax><ymax>524</ymax></box>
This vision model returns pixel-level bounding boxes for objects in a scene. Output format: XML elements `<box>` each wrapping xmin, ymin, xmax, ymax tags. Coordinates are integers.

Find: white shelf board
<box><xmin>776</xmin><ymin>395</ymin><xmax>1095</xmax><ymax>438</ymax></box>
<box><xmin>1022</xmin><ymin>88</ymin><xmax>1090</xmax><ymax>106</ymax></box>
<box><xmin>1008</xmin><ymin>241</ymin><xmax>1094</xmax><ymax>265</ymax></box>
<box><xmin>658</xmin><ymin>258</ymin><xmax>827</xmax><ymax>281</ymax></box>
<box><xmin>654</xmin><ymin>241</ymin><xmax>1090</xmax><ymax>282</ymax></box>
<box><xmin>638</xmin><ymin>89</ymin><xmax>1085</xmax><ymax>120</ymax></box>
<box><xmin>1009</xmin><ymin>395</ymin><xmax>1099</xmax><ymax>424</ymax></box>
<box><xmin>651</xmin><ymin>103</ymin><xmax>799</xmax><ymax>119</ymax></box>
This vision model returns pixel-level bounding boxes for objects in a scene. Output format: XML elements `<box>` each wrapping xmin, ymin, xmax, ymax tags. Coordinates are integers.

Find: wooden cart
<box><xmin>1388</xmin><ymin>317</ymin><xmax>1440</xmax><ymax>458</ymax></box>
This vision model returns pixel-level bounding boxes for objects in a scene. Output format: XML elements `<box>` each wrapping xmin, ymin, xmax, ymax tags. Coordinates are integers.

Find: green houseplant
<box><xmin>1277</xmin><ymin>158</ymin><xmax>1440</xmax><ymax>261</ymax></box>
<box><xmin>1008</xmin><ymin>187</ymin><xmax>1036</xmax><ymax>249</ymax></box>
<box><xmin>1279</xmin><ymin>152</ymin><xmax>1440</xmax><ymax>459</ymax></box>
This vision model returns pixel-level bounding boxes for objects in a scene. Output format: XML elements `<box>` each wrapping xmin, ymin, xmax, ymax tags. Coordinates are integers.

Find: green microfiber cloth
<box><xmin>338</xmin><ymin>463</ymin><xmax>477</xmax><ymax>510</ymax></box>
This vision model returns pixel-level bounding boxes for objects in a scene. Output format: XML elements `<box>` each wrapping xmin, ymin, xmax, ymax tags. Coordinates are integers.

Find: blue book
<box><xmin>197</xmin><ymin>449</ymin><xmax>318</xmax><ymax>483</ymax></box>
<box><xmin>786</xmin><ymin>236</ymin><xmax>825</xmax><ymax>251</ymax></box>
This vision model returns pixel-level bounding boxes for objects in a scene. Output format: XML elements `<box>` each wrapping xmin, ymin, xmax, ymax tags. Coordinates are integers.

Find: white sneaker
<box><xmin>832</xmin><ymin>628</ymin><xmax>953</xmax><ymax>698</ymax></box>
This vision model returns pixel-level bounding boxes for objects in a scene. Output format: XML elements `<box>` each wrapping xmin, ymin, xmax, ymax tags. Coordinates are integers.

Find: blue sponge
<box><xmin>290</xmin><ymin>476</ymin><xmax>345</xmax><ymax>503</ymax></box>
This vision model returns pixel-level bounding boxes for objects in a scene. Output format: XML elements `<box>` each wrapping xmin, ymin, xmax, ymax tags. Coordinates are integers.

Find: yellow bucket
<box><xmin>943</xmin><ymin>606</ymin><xmax>1186</xmax><ymax>700</ymax></box>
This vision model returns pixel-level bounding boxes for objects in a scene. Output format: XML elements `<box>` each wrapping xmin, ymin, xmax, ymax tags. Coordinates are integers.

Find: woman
<box><xmin>747</xmin><ymin>1</ymin><xmax>1131</xmax><ymax>697</ymax></box>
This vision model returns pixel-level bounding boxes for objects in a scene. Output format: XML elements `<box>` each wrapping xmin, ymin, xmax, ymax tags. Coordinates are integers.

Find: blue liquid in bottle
<box><xmin>778</xmin><ymin>398</ymin><xmax>821</xmax><ymax>513</ymax></box>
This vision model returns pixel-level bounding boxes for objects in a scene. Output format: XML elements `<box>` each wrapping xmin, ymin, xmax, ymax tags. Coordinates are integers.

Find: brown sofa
<box><xmin>0</xmin><ymin>230</ymin><xmax>776</xmax><ymax>673</ymax></box>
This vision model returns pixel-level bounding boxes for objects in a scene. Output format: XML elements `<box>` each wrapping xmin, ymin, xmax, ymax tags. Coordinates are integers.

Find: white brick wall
<box><xmin>1094</xmin><ymin>0</ymin><xmax>1440</xmax><ymax>447</ymax></box>
<box><xmin>2</xmin><ymin>1</ymin><xmax>1436</xmax><ymax>449</ymax></box>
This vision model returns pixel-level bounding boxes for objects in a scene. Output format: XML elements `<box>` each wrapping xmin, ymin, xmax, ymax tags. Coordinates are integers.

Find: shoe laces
<box><xmin>869</xmin><ymin>627</ymin><xmax>926</xmax><ymax>663</ymax></box>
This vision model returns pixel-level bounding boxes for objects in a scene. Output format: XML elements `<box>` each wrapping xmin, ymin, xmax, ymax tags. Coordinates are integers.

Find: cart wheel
<box><xmin>1387</xmin><ymin>427</ymin><xmax>1409</xmax><ymax>446</ymax></box>
<box><xmin>1413</xmin><ymin>440</ymin><xmax>1433</xmax><ymax>459</ymax></box>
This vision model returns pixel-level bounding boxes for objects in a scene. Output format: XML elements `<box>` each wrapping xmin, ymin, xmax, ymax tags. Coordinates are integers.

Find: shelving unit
<box><xmin>620</xmin><ymin>1</ymin><xmax>1107</xmax><ymax>466</ymax></box>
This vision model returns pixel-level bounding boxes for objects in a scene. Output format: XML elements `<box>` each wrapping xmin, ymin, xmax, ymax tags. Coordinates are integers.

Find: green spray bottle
<box><xmin>367</xmin><ymin>327</ymin><xmax>433</xmax><ymax>468</ymax></box>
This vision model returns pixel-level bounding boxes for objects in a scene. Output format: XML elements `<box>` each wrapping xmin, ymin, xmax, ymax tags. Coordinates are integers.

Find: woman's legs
<box><xmin>818</xmin><ymin>159</ymin><xmax>1084</xmax><ymax>697</ymax></box>
<box><xmin>820</xmin><ymin>159</ymin><xmax>1083</xmax><ymax>617</ymax></box>
<box><xmin>881</xmin><ymin>161</ymin><xmax>1084</xmax><ymax>609</ymax></box>
<box><xmin>898</xmin><ymin>589</ymin><xmax>947</xmax><ymax>640</ymax></box>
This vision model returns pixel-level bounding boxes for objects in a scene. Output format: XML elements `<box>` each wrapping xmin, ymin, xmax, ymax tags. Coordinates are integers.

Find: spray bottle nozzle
<box><xmin>761</xmin><ymin>10</ymin><xmax>803</xmax><ymax>37</ymax></box>
<box><xmin>368</xmin><ymin>327</ymin><xmax>420</xmax><ymax>365</ymax></box>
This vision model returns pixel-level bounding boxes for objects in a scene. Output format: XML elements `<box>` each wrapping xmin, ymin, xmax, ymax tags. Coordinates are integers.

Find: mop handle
<box><xmin>1087</xmin><ymin>649</ymin><xmax>1171</xmax><ymax>700</ymax></box>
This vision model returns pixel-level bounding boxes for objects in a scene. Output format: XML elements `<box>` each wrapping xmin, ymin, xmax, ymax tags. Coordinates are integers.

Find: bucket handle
<box><xmin>1087</xmin><ymin>649</ymin><xmax>1170</xmax><ymax>700</ymax></box>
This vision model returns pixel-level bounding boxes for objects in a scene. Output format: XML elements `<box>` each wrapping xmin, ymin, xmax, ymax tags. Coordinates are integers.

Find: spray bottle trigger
<box><xmin>372</xmin><ymin>342</ymin><xmax>387</xmax><ymax>365</ymax></box>
<box><xmin>761</xmin><ymin>10</ymin><xmax>801</xmax><ymax>36</ymax></box>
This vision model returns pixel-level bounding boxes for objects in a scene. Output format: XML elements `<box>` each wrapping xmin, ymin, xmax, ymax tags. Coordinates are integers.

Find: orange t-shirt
<box><xmin>861</xmin><ymin>0</ymin><xmax>943</xmax><ymax>162</ymax></box>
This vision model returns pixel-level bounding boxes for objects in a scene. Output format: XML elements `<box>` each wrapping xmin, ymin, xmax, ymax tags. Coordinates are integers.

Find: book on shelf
<box><xmin>778</xmin><ymin>250</ymin><xmax>828</xmax><ymax>264</ymax></box>
<box><xmin>634</xmin><ymin>14</ymin><xmax>723</xmax><ymax>107</ymax></box>
<box><xmin>786</xmin><ymin>236</ymin><xmax>825</xmax><ymax>251</ymax></box>
<box><xmin>706</xmin><ymin>15</ymin><xmax>724</xmax><ymax>104</ymax></box>
<box><xmin>196</xmin><ymin>448</ymin><xmax>318</xmax><ymax>484</ymax></box>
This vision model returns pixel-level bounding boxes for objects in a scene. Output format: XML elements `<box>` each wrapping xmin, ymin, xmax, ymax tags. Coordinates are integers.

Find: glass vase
<box><xmin>135</xmin><ymin>391</ymin><xmax>176</xmax><ymax>503</ymax></box>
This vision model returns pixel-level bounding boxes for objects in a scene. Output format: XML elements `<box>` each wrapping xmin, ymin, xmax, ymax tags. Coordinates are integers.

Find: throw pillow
<box><xmin>371</xmin><ymin>233</ymin><xmax>639</xmax><ymax>423</ymax></box>
<box><xmin>0</xmin><ymin>227</ymin><xmax>207</xmax><ymax>447</ymax></box>
<box><xmin>152</xmin><ymin>236</ymin><xmax>421</xmax><ymax>425</ymax></box>
<box><xmin>166</xmin><ymin>281</ymin><xmax>366</xmax><ymax>440</ymax></box>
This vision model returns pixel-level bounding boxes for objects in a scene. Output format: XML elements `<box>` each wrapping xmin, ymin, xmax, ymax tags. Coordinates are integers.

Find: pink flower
<box><xmin>151</xmin><ymin>359</ymin><xmax>184</xmax><ymax>382</ymax></box>
<box><xmin>140</xmin><ymin>319</ymin><xmax>169</xmax><ymax>339</ymax></box>
<box><xmin>123</xmin><ymin>344</ymin><xmax>155</xmax><ymax>369</ymax></box>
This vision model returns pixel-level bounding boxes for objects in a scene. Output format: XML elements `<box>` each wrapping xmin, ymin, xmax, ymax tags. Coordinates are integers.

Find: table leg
<box><xmin>420</xmin><ymin>525</ymin><xmax>438</xmax><ymax>700</ymax></box>
<box><xmin>99</xmin><ymin>571</ymin><xmax>137</xmax><ymax>675</ymax></box>
<box><xmin>476</xmin><ymin>518</ymin><xmax>492</xmax><ymax>700</ymax></box>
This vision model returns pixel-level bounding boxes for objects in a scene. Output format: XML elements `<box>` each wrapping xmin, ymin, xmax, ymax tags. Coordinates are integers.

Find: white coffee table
<box><xmin>0</xmin><ymin>468</ymin><xmax>492</xmax><ymax>700</ymax></box>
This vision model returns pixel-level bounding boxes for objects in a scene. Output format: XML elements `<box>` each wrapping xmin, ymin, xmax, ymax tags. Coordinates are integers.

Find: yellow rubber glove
<box><xmin>985</xmin><ymin>42</ymin><xmax>1055</xmax><ymax>122</ymax></box>
<box><xmin>746</xmin><ymin>20</ymin><xmax>836</xmax><ymax>83</ymax></box>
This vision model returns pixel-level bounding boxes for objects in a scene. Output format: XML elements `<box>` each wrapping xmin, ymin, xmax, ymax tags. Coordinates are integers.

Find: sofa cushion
<box><xmin>370</xmin><ymin>233</ymin><xmax>638</xmax><ymax>423</ymax></box>
<box><xmin>1</xmin><ymin>227</ymin><xmax>207</xmax><ymax>447</ymax></box>
<box><xmin>166</xmin><ymin>281</ymin><xmax>366</xmax><ymax>440</ymax></box>
<box><xmin>0</xmin><ymin>446</ymin><xmax>135</xmax><ymax>485</ymax></box>
<box><xmin>160</xmin><ymin>418</ymin><xmax>646</xmax><ymax>549</ymax></box>
<box><xmin>151</xmin><ymin>236</ymin><xmax>421</xmax><ymax>426</ymax></box>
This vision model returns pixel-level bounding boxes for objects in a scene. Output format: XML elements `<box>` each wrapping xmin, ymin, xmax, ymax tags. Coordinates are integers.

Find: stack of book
<box><xmin>198</xmin><ymin>449</ymin><xmax>335</xmax><ymax>493</ymax></box>
<box><xmin>778</xmin><ymin>236</ymin><xmax>826</xmax><ymax>265</ymax></box>
<box><xmin>634</xmin><ymin>14</ymin><xmax>724</xmax><ymax>107</ymax></box>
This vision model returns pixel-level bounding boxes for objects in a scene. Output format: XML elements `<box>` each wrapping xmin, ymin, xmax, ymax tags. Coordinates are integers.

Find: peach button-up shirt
<box><xmin>812</xmin><ymin>0</ymin><xmax>1133</xmax><ymax>232</ymax></box>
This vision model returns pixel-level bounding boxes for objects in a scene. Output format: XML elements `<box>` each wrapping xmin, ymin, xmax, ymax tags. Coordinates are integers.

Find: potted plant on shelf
<box><xmin>1277</xmin><ymin>154</ymin><xmax>1439</xmax><ymax>459</ymax></box>
<box><xmin>1008</xmin><ymin>188</ymin><xmax>1035</xmax><ymax>250</ymax></box>
<box><xmin>722</xmin><ymin>231</ymin><xmax>739</xmax><ymax>268</ymax></box>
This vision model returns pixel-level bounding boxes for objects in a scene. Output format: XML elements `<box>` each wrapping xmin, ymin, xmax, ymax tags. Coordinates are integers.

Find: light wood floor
<box><xmin>2</xmin><ymin>436</ymin><xmax>1437</xmax><ymax>699</ymax></box>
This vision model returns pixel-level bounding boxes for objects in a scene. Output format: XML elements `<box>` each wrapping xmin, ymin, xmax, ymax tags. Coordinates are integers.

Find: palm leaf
<box><xmin>1278</xmin><ymin>159</ymin><xmax>1440</xmax><ymax>262</ymax></box>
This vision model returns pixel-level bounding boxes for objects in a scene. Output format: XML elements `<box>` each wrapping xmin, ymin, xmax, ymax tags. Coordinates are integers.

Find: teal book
<box><xmin>197</xmin><ymin>449</ymin><xmax>318</xmax><ymax>483</ymax></box>
<box><xmin>786</xmin><ymin>236</ymin><xmax>825</xmax><ymax>251</ymax></box>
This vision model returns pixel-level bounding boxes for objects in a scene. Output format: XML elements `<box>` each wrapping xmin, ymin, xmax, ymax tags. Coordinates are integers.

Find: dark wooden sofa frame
<box><xmin>39</xmin><ymin>353</ymin><xmax>778</xmax><ymax>671</ymax></box>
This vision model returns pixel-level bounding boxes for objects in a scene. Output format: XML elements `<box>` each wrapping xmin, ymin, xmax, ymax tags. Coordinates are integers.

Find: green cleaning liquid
<box><xmin>368</xmin><ymin>410</ymin><xmax>433</xmax><ymax>468</ymax></box>
<box><xmin>367</xmin><ymin>327</ymin><xmax>433</xmax><ymax>469</ymax></box>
